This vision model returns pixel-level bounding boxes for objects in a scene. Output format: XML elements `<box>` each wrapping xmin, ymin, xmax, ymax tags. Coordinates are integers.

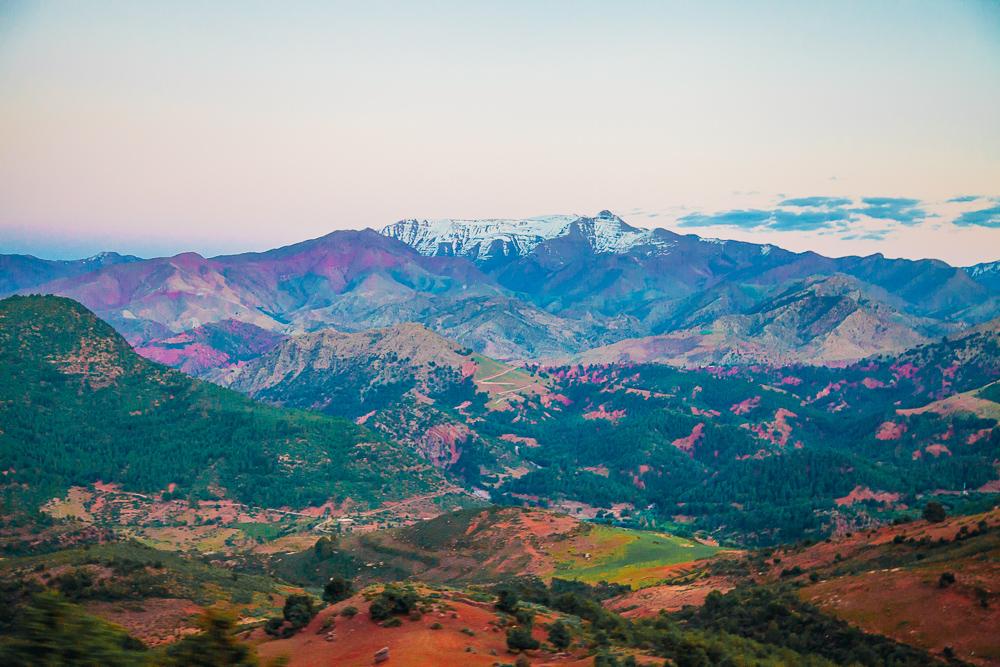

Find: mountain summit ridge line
<box><xmin>2</xmin><ymin>211</ymin><xmax>998</xmax><ymax>364</ymax></box>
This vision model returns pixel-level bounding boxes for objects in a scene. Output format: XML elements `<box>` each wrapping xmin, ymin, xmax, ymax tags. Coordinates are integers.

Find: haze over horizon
<box><xmin>2</xmin><ymin>1</ymin><xmax>999</xmax><ymax>264</ymax></box>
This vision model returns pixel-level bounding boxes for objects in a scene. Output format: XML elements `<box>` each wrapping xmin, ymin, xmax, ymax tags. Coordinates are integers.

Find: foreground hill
<box><xmin>259</xmin><ymin>506</ymin><xmax>949</xmax><ymax>665</ymax></box>
<box><xmin>760</xmin><ymin>508</ymin><xmax>1000</xmax><ymax>666</ymax></box>
<box><xmin>598</xmin><ymin>508</ymin><xmax>1000</xmax><ymax>665</ymax></box>
<box><xmin>0</xmin><ymin>498</ymin><xmax>965</xmax><ymax>667</ymax></box>
<box><xmin>251</xmin><ymin>579</ymin><xmax>945</xmax><ymax>666</ymax></box>
<box><xmin>0</xmin><ymin>295</ymin><xmax>445</xmax><ymax>513</ymax></box>
<box><xmin>0</xmin><ymin>540</ymin><xmax>298</xmax><ymax>646</ymax></box>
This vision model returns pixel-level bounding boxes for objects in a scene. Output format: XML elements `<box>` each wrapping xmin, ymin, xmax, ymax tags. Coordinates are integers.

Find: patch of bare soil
<box><xmin>803</xmin><ymin>564</ymin><xmax>1000</xmax><ymax>666</ymax></box>
<box><xmin>607</xmin><ymin>575</ymin><xmax>737</xmax><ymax>617</ymax></box>
<box><xmin>85</xmin><ymin>598</ymin><xmax>202</xmax><ymax>646</ymax></box>
<box><xmin>762</xmin><ymin>509</ymin><xmax>1000</xmax><ymax>577</ymax></box>
<box><xmin>754</xmin><ymin>509</ymin><xmax>1000</xmax><ymax>666</ymax></box>
<box><xmin>254</xmin><ymin>589</ymin><xmax>589</xmax><ymax>667</ymax></box>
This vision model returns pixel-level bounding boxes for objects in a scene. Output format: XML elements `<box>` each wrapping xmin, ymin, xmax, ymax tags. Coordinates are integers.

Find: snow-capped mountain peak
<box><xmin>966</xmin><ymin>260</ymin><xmax>1000</xmax><ymax>277</ymax></box>
<box><xmin>82</xmin><ymin>251</ymin><xmax>121</xmax><ymax>263</ymax></box>
<box><xmin>964</xmin><ymin>260</ymin><xmax>1000</xmax><ymax>291</ymax></box>
<box><xmin>70</xmin><ymin>251</ymin><xmax>142</xmax><ymax>267</ymax></box>
<box><xmin>380</xmin><ymin>210</ymin><xmax>663</xmax><ymax>260</ymax></box>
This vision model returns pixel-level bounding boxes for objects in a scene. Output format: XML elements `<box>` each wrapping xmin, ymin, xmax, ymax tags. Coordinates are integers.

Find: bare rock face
<box><xmin>220</xmin><ymin>322</ymin><xmax>474</xmax><ymax>403</ymax></box>
<box><xmin>575</xmin><ymin>275</ymin><xmax>940</xmax><ymax>367</ymax></box>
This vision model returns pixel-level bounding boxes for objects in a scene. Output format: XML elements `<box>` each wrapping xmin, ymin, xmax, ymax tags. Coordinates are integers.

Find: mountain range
<box><xmin>4</xmin><ymin>211</ymin><xmax>998</xmax><ymax>369</ymax></box>
<box><xmin>0</xmin><ymin>251</ymin><xmax>141</xmax><ymax>295</ymax></box>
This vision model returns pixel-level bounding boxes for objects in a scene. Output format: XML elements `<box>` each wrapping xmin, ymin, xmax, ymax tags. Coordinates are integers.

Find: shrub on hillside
<box><xmin>922</xmin><ymin>502</ymin><xmax>946</xmax><ymax>523</ymax></box>
<box><xmin>369</xmin><ymin>585</ymin><xmax>419</xmax><ymax>622</ymax></box>
<box><xmin>496</xmin><ymin>587</ymin><xmax>520</xmax><ymax>613</ymax></box>
<box><xmin>322</xmin><ymin>575</ymin><xmax>353</xmax><ymax>604</ymax></box>
<box><xmin>548</xmin><ymin>619</ymin><xmax>571</xmax><ymax>650</ymax></box>
<box><xmin>265</xmin><ymin>593</ymin><xmax>318</xmax><ymax>638</ymax></box>
<box><xmin>162</xmin><ymin>608</ymin><xmax>257</xmax><ymax>666</ymax></box>
<box><xmin>506</xmin><ymin>626</ymin><xmax>540</xmax><ymax>651</ymax></box>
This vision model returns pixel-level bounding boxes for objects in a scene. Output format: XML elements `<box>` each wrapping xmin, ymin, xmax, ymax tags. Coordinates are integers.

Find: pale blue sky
<box><xmin>1</xmin><ymin>1</ymin><xmax>998</xmax><ymax>263</ymax></box>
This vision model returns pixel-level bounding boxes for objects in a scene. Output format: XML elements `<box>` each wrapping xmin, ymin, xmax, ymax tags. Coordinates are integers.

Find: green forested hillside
<box><xmin>0</xmin><ymin>296</ymin><xmax>442</xmax><ymax>513</ymax></box>
<box><xmin>479</xmin><ymin>360</ymin><xmax>1000</xmax><ymax>545</ymax></box>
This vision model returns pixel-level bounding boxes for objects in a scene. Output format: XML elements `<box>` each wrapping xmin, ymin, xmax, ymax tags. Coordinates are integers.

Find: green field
<box><xmin>552</xmin><ymin>525</ymin><xmax>719</xmax><ymax>588</ymax></box>
<box><xmin>472</xmin><ymin>354</ymin><xmax>546</xmax><ymax>407</ymax></box>
<box><xmin>233</xmin><ymin>521</ymin><xmax>286</xmax><ymax>542</ymax></box>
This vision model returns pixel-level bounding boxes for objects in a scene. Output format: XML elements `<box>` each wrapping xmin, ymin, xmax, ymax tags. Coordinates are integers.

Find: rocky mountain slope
<box><xmin>219</xmin><ymin>323</ymin><xmax>479</xmax><ymax>411</ymax></box>
<box><xmin>18</xmin><ymin>230</ymin><xmax>607</xmax><ymax>360</ymax></box>
<box><xmin>206</xmin><ymin>310</ymin><xmax>999</xmax><ymax>546</ymax></box>
<box><xmin>573</xmin><ymin>274</ymin><xmax>937</xmax><ymax>366</ymax></box>
<box><xmin>216</xmin><ymin>323</ymin><xmax>549</xmax><ymax>482</ymax></box>
<box><xmin>135</xmin><ymin>319</ymin><xmax>286</xmax><ymax>375</ymax></box>
<box><xmin>387</xmin><ymin>210</ymin><xmax>997</xmax><ymax>322</ymax></box>
<box><xmin>700</xmin><ymin>317</ymin><xmax>1000</xmax><ymax>413</ymax></box>
<box><xmin>217</xmin><ymin>322</ymin><xmax>548</xmax><ymax>411</ymax></box>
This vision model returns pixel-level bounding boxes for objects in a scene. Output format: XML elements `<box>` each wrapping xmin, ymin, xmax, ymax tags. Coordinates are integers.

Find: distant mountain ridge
<box><xmin>0</xmin><ymin>251</ymin><xmax>142</xmax><ymax>294</ymax></box>
<box><xmin>2</xmin><ymin>212</ymin><xmax>998</xmax><ymax>365</ymax></box>
<box><xmin>573</xmin><ymin>274</ymin><xmax>938</xmax><ymax>366</ymax></box>
<box><xmin>966</xmin><ymin>260</ymin><xmax>1000</xmax><ymax>291</ymax></box>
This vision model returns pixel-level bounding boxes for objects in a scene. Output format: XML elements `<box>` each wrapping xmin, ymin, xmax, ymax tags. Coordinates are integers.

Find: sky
<box><xmin>1</xmin><ymin>1</ymin><xmax>999</xmax><ymax>264</ymax></box>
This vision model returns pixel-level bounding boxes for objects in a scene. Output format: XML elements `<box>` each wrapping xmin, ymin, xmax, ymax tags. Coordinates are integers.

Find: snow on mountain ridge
<box><xmin>380</xmin><ymin>210</ymin><xmax>663</xmax><ymax>260</ymax></box>
<box><xmin>382</xmin><ymin>214</ymin><xmax>579</xmax><ymax>259</ymax></box>
<box><xmin>967</xmin><ymin>260</ymin><xmax>1000</xmax><ymax>277</ymax></box>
